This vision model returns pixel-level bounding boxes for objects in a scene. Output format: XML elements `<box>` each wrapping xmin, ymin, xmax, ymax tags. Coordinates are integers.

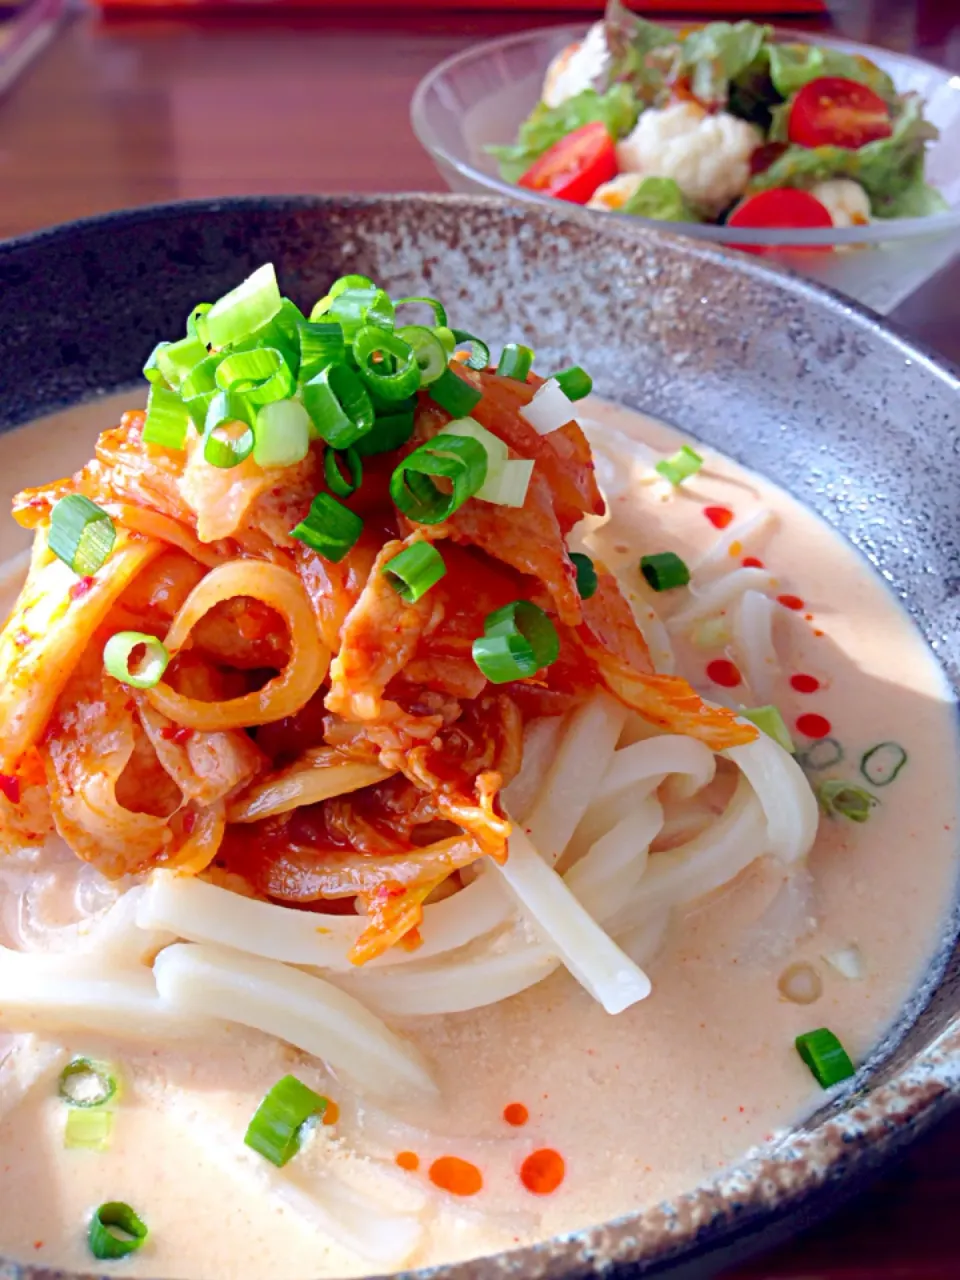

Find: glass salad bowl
<box><xmin>411</xmin><ymin>24</ymin><xmax>960</xmax><ymax>314</ymax></box>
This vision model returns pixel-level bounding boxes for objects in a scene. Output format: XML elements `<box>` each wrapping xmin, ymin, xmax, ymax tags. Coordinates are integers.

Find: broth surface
<box><xmin>0</xmin><ymin>392</ymin><xmax>957</xmax><ymax>1279</ymax></box>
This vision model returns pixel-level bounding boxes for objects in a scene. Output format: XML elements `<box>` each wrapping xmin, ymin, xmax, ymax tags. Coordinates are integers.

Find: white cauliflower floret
<box><xmin>542</xmin><ymin>23</ymin><xmax>610</xmax><ymax>109</ymax></box>
<box><xmin>587</xmin><ymin>174</ymin><xmax>644</xmax><ymax>212</ymax></box>
<box><xmin>810</xmin><ymin>179</ymin><xmax>872</xmax><ymax>227</ymax></box>
<box><xmin>616</xmin><ymin>102</ymin><xmax>762</xmax><ymax>217</ymax></box>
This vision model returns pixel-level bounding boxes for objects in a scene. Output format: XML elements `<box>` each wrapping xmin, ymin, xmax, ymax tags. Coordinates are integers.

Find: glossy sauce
<box><xmin>0</xmin><ymin>392</ymin><xmax>957</xmax><ymax>1279</ymax></box>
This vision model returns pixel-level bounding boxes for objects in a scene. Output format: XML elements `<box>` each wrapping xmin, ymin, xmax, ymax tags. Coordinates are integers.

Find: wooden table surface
<box><xmin>1</xmin><ymin>4</ymin><xmax>959</xmax><ymax>1277</ymax></box>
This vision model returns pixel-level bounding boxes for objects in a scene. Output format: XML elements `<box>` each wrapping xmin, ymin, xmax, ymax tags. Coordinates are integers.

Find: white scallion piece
<box><xmin>519</xmin><ymin>378</ymin><xmax>577</xmax><ymax>435</ymax></box>
<box><xmin>823</xmin><ymin>944</ymin><xmax>865</xmax><ymax>981</ymax></box>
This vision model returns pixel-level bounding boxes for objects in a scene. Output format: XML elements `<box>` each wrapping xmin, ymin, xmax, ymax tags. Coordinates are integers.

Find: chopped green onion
<box><xmin>179</xmin><ymin>354</ymin><xmax>221</xmax><ymax>429</ymax></box>
<box><xmin>354</xmin><ymin>408</ymin><xmax>416</xmax><ymax>456</ymax></box>
<box><xmin>253</xmin><ymin>399</ymin><xmax>312</xmax><ymax>469</ymax></box>
<box><xmin>65</xmin><ymin>1109</ymin><xmax>113</xmax><ymax>1151</ymax></box>
<box><xmin>393</xmin><ymin>295</ymin><xmax>448</xmax><ymax>328</ymax></box>
<box><xmin>103</xmin><ymin>631</ymin><xmax>170</xmax><ymax>690</ymax></box>
<box><xmin>302</xmin><ymin>363</ymin><xmax>374</xmax><ymax>449</ymax></box>
<box><xmin>390</xmin><ymin>433</ymin><xmax>488</xmax><ymax>525</ymax></box>
<box><xmin>244</xmin><ymin>1074</ymin><xmax>328</xmax><ymax>1168</ymax></box>
<box><xmin>496</xmin><ymin>344</ymin><xmax>534</xmax><ymax>381</ymax></box>
<box><xmin>205</xmin><ymin>263</ymin><xmax>282</xmax><ymax>348</ymax></box>
<box><xmin>298</xmin><ymin>320</ymin><xmax>345</xmax><ymax>381</ymax></box>
<box><xmin>186</xmin><ymin>302</ymin><xmax>212</xmax><ymax>341</ymax></box>
<box><xmin>640</xmin><ymin>551</ymin><xmax>690</xmax><ymax>592</ymax></box>
<box><xmin>860</xmin><ymin>742</ymin><xmax>907</xmax><ymax>787</ymax></box>
<box><xmin>742</xmin><ymin>706</ymin><xmax>794</xmax><ymax>753</ymax></box>
<box><xmin>49</xmin><ymin>495</ymin><xmax>116</xmax><ymax>576</ymax></box>
<box><xmin>156</xmin><ymin>334</ymin><xmax>208</xmax><ymax>390</ymax></box>
<box><xmin>451</xmin><ymin>329</ymin><xmax>490</xmax><ymax>371</ymax></box>
<box><xmin>323</xmin><ymin>285</ymin><xmax>394</xmax><ymax>341</ymax></box>
<box><xmin>441</xmin><ymin>416</ymin><xmax>508</xmax><ymax>499</ymax></box>
<box><xmin>795</xmin><ymin>1027</ymin><xmax>856</xmax><ymax>1088</ymax></box>
<box><xmin>472</xmin><ymin>600</ymin><xmax>560</xmax><ymax>684</ymax></box>
<box><xmin>817</xmin><ymin>778</ymin><xmax>877</xmax><ymax>823</ymax></box>
<box><xmin>143</xmin><ymin>383</ymin><xmax>191</xmax><ymax>451</ymax></box>
<box><xmin>353</xmin><ymin>325</ymin><xmax>420</xmax><ymax>401</ymax></box>
<box><xmin>429</xmin><ymin>366</ymin><xmax>482</xmax><ymax>418</ymax></box>
<box><xmin>59</xmin><ymin>1058</ymin><xmax>117</xmax><ymax>1108</ymax></box>
<box><xmin>88</xmin><ymin>1202</ymin><xmax>149</xmax><ymax>1261</ymax></box>
<box><xmin>434</xmin><ymin>326</ymin><xmax>457</xmax><ymax>356</ymax></box>
<box><xmin>479</xmin><ymin>459</ymin><xmax>534</xmax><ymax>508</ymax></box>
<box><xmin>291</xmin><ymin>492</ymin><xmax>364</xmax><ymax>563</ymax></box>
<box><xmin>397</xmin><ymin>325</ymin><xmax>447</xmax><ymax>386</ymax></box>
<box><xmin>142</xmin><ymin>342</ymin><xmax>170</xmax><ymax>385</ymax></box>
<box><xmin>655</xmin><ymin>445</ymin><xmax>703</xmax><ymax>486</ymax></box>
<box><xmin>382</xmin><ymin>541</ymin><xmax>446</xmax><ymax>603</ymax></box>
<box><xmin>569</xmin><ymin>552</ymin><xmax>598</xmax><ymax>601</ymax></box>
<box><xmin>324</xmin><ymin>446</ymin><xmax>362</xmax><ymax>498</ymax></box>
<box><xmin>550</xmin><ymin>365</ymin><xmax>592</xmax><ymax>402</ymax></box>
<box><xmin>800</xmin><ymin>737</ymin><xmax>843</xmax><ymax>771</ymax></box>
<box><xmin>203</xmin><ymin>391</ymin><xmax>255</xmax><ymax>468</ymax></box>
<box><xmin>215</xmin><ymin>346</ymin><xmax>295</xmax><ymax>407</ymax></box>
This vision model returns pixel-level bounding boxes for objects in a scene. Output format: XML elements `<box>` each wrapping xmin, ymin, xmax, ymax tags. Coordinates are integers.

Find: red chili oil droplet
<box><xmin>777</xmin><ymin>594</ymin><xmax>805</xmax><ymax>611</ymax></box>
<box><xmin>396</xmin><ymin>1151</ymin><xmax>419</xmax><ymax>1172</ymax></box>
<box><xmin>742</xmin><ymin>556</ymin><xmax>764</xmax><ymax>569</ymax></box>
<box><xmin>69</xmin><ymin>576</ymin><xmax>95</xmax><ymax>601</ymax></box>
<box><xmin>0</xmin><ymin>774</ymin><xmax>21</xmax><ymax>805</ymax></box>
<box><xmin>520</xmin><ymin>1149</ymin><xmax>565</xmax><ymax>1195</ymax></box>
<box><xmin>706</xmin><ymin>658</ymin><xmax>742</xmax><ymax>688</ymax></box>
<box><xmin>704</xmin><ymin>505</ymin><xmax>734</xmax><ymax>530</ymax></box>
<box><xmin>503</xmin><ymin>1103</ymin><xmax>529</xmax><ymax>1127</ymax></box>
<box><xmin>790</xmin><ymin>673</ymin><xmax>820</xmax><ymax>694</ymax></box>
<box><xmin>796</xmin><ymin>713</ymin><xmax>832</xmax><ymax>739</ymax></box>
<box><xmin>429</xmin><ymin>1156</ymin><xmax>483</xmax><ymax>1197</ymax></box>
<box><xmin>322</xmin><ymin>1100</ymin><xmax>340</xmax><ymax>1126</ymax></box>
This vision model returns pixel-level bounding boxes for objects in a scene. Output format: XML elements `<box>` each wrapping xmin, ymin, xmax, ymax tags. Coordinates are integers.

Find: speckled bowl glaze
<box><xmin>0</xmin><ymin>195</ymin><xmax>958</xmax><ymax>1280</ymax></box>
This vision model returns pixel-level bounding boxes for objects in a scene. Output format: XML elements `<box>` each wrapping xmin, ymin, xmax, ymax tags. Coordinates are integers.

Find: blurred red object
<box><xmin>92</xmin><ymin>1</ymin><xmax>828</xmax><ymax>13</ymax></box>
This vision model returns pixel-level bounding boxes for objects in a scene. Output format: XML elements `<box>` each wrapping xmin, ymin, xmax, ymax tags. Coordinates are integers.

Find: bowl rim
<box><xmin>0</xmin><ymin>193</ymin><xmax>959</xmax><ymax>1280</ymax></box>
<box><xmin>410</xmin><ymin>20</ymin><xmax>960</xmax><ymax>249</ymax></box>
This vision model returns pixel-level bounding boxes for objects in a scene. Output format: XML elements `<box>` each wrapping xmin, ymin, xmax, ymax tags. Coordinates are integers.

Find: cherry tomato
<box><xmin>727</xmin><ymin>188</ymin><xmax>833</xmax><ymax>255</ymax></box>
<box><xmin>517</xmin><ymin>122</ymin><xmax>617</xmax><ymax>205</ymax></box>
<box><xmin>788</xmin><ymin>76</ymin><xmax>893</xmax><ymax>150</ymax></box>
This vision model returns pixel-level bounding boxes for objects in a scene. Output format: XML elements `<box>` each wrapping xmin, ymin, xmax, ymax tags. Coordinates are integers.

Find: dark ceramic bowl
<box><xmin>0</xmin><ymin>195</ymin><xmax>958</xmax><ymax>1280</ymax></box>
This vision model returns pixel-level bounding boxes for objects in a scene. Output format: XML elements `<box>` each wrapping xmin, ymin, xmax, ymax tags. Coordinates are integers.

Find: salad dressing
<box><xmin>0</xmin><ymin>390</ymin><xmax>957</xmax><ymax>1279</ymax></box>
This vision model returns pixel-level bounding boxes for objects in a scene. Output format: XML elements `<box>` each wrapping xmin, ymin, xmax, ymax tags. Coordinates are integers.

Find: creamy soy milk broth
<box><xmin>0</xmin><ymin>391</ymin><xmax>957</xmax><ymax>1279</ymax></box>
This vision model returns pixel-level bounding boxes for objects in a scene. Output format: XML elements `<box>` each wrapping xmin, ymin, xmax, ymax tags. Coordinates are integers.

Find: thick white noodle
<box><xmin>565</xmin><ymin>798</ymin><xmax>664</xmax><ymax>923</ymax></box>
<box><xmin>500</xmin><ymin>715</ymin><xmax>565</xmax><ymax>824</ymax></box>
<box><xmin>152</xmin><ymin>943</ymin><xmax>436</xmax><ymax>1098</ymax></box>
<box><xmin>724</xmin><ymin>729</ymin><xmax>819</xmax><ymax>865</ymax></box>
<box><xmin>731</xmin><ymin>589</ymin><xmax>780</xmax><ymax>706</ymax></box>
<box><xmin>0</xmin><ymin>1034</ymin><xmax>68</xmax><ymax>1123</ymax></box>
<box><xmin>620</xmin><ymin>576</ymin><xmax>677</xmax><ymax>674</ymax></box>
<box><xmin>176</xmin><ymin>1105</ymin><xmax>424</xmax><ymax>1268</ymax></box>
<box><xmin>521</xmin><ymin>691</ymin><xmax>627</xmax><ymax>867</ymax></box>
<box><xmin>692</xmin><ymin>509</ymin><xmax>776</xmax><ymax>582</ymax></box>
<box><xmin>668</xmin><ymin>567</ymin><xmax>777</xmax><ymax>630</ymax></box>
<box><xmin>578</xmin><ymin>418</ymin><xmax>661</xmax><ymax>481</ymax></box>
<box><xmin>0</xmin><ymin>948</ymin><xmax>218</xmax><ymax>1040</ymax></box>
<box><xmin>492</xmin><ymin>824</ymin><xmax>651</xmax><ymax>1014</ymax></box>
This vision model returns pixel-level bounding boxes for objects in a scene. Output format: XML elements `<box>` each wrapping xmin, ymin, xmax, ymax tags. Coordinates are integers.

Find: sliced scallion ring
<box><xmin>655</xmin><ymin>445</ymin><xmax>703</xmax><ymax>486</ymax></box>
<box><xmin>302</xmin><ymin>363</ymin><xmax>374</xmax><ymax>449</ymax></box>
<box><xmin>65</xmin><ymin>1109</ymin><xmax>113</xmax><ymax>1151</ymax></box>
<box><xmin>298</xmin><ymin>320</ymin><xmax>346</xmax><ymax>381</ymax></box>
<box><xmin>156</xmin><ymin>334</ymin><xmax>208</xmax><ymax>390</ymax></box>
<box><xmin>142</xmin><ymin>342</ymin><xmax>170</xmax><ymax>385</ymax></box>
<box><xmin>203</xmin><ymin>391</ymin><xmax>255</xmax><ymax>468</ymax></box>
<box><xmin>860</xmin><ymin>742</ymin><xmax>907</xmax><ymax>787</ymax></box>
<box><xmin>396</xmin><ymin>325</ymin><xmax>447</xmax><ymax>386</ymax></box>
<box><xmin>569</xmin><ymin>552</ymin><xmax>598</xmax><ymax>600</ymax></box>
<box><xmin>353</xmin><ymin>408</ymin><xmax>416</xmax><ymax>456</ymax></box>
<box><xmin>640</xmin><ymin>551</ymin><xmax>690</xmax><ymax>592</ymax></box>
<box><xmin>799</xmin><ymin>737</ymin><xmax>843</xmax><ymax>771</ymax></box>
<box><xmin>389</xmin><ymin>433</ymin><xmax>488</xmax><ymax>525</ymax></box>
<box><xmin>103</xmin><ymin>632</ymin><xmax>170</xmax><ymax>690</ymax></box>
<box><xmin>290</xmin><ymin>492</ymin><xmax>364</xmax><ymax>563</ymax></box>
<box><xmin>186</xmin><ymin>302</ymin><xmax>212</xmax><ymax>341</ymax></box>
<box><xmin>741</xmin><ymin>706</ymin><xmax>794</xmax><ymax>753</ymax></box>
<box><xmin>434</xmin><ymin>326</ymin><xmax>456</xmax><ymax>356</ymax></box>
<box><xmin>353</xmin><ymin>325</ymin><xmax>420</xmax><ymax>401</ymax></box>
<box><xmin>550</xmin><ymin>364</ymin><xmax>592</xmax><ymax>402</ymax></box>
<box><xmin>142</xmin><ymin>383</ymin><xmax>191</xmax><ymax>451</ymax></box>
<box><xmin>428</xmin><ymin>366</ymin><xmax>482</xmax><ymax>418</ymax></box>
<box><xmin>472</xmin><ymin>600</ymin><xmax>559</xmax><ymax>684</ymax></box>
<box><xmin>323</xmin><ymin>446</ymin><xmax>362</xmax><ymax>498</ymax></box>
<box><xmin>450</xmin><ymin>328</ymin><xmax>490</xmax><ymax>371</ymax></box>
<box><xmin>244</xmin><ymin>1074</ymin><xmax>328</xmax><ymax>1168</ymax></box>
<box><xmin>88</xmin><ymin>1202</ymin><xmax>149</xmax><ymax>1261</ymax></box>
<box><xmin>215</xmin><ymin>346</ymin><xmax>295</xmax><ymax>407</ymax></box>
<box><xmin>49</xmin><ymin>495</ymin><xmax>116</xmax><ymax>576</ymax></box>
<box><xmin>59</xmin><ymin>1058</ymin><xmax>117</xmax><ymax>1108</ymax></box>
<box><xmin>253</xmin><ymin>399</ymin><xmax>312</xmax><ymax>469</ymax></box>
<box><xmin>795</xmin><ymin>1028</ymin><xmax>856</xmax><ymax>1088</ymax></box>
<box><xmin>816</xmin><ymin>778</ymin><xmax>877</xmax><ymax>823</ymax></box>
<box><xmin>324</xmin><ymin>285</ymin><xmax>394</xmax><ymax>340</ymax></box>
<box><xmin>204</xmin><ymin>263</ymin><xmax>282</xmax><ymax>348</ymax></box>
<box><xmin>382</xmin><ymin>541</ymin><xmax>446</xmax><ymax>602</ymax></box>
<box><xmin>393</xmin><ymin>295</ymin><xmax>448</xmax><ymax>328</ymax></box>
<box><xmin>496</xmin><ymin>344</ymin><xmax>534</xmax><ymax>381</ymax></box>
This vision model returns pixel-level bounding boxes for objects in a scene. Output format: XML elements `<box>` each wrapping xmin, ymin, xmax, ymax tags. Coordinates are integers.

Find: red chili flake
<box><xmin>182</xmin><ymin>811</ymin><xmax>197</xmax><ymax>836</ymax></box>
<box><xmin>503</xmin><ymin>1103</ymin><xmax>529</xmax><ymax>1127</ymax></box>
<box><xmin>0</xmin><ymin>775</ymin><xmax>21</xmax><ymax>805</ymax></box>
<box><xmin>796</xmin><ymin>713</ymin><xmax>832</xmax><ymax>739</ymax></box>
<box><xmin>160</xmin><ymin>725</ymin><xmax>193</xmax><ymax>745</ymax></box>
<box><xmin>704</xmin><ymin>505</ymin><xmax>734</xmax><ymax>530</ymax></box>
<box><xmin>706</xmin><ymin>658</ymin><xmax>742</xmax><ymax>688</ymax></box>
<box><xmin>520</xmin><ymin>1149</ymin><xmax>565</xmax><ymax>1195</ymax></box>
<box><xmin>69</xmin><ymin>576</ymin><xmax>96</xmax><ymax>601</ymax></box>
<box><xmin>396</xmin><ymin>1151</ymin><xmax>420</xmax><ymax>1172</ymax></box>
<box><xmin>777</xmin><ymin>594</ymin><xmax>805</xmax><ymax>611</ymax></box>
<box><xmin>790</xmin><ymin>673</ymin><xmax>820</xmax><ymax>694</ymax></box>
<box><xmin>813</xmin><ymin>629</ymin><xmax>825</xmax><ymax>638</ymax></box>
<box><xmin>742</xmin><ymin>556</ymin><xmax>764</xmax><ymax>569</ymax></box>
